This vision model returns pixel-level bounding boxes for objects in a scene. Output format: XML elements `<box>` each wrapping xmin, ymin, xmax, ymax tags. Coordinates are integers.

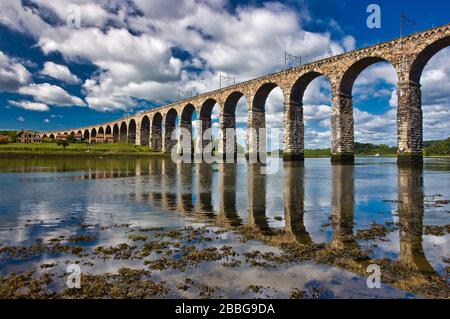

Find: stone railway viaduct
<box><xmin>43</xmin><ymin>23</ymin><xmax>450</xmax><ymax>163</ymax></box>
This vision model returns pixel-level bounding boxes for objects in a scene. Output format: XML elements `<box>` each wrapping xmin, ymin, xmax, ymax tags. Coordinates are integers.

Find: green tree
<box><xmin>57</xmin><ymin>139</ymin><xmax>70</xmax><ymax>149</ymax></box>
<box><xmin>67</xmin><ymin>132</ymin><xmax>76</xmax><ymax>143</ymax></box>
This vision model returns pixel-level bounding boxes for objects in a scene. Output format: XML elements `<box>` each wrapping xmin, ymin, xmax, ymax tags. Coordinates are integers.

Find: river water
<box><xmin>0</xmin><ymin>156</ymin><xmax>448</xmax><ymax>298</ymax></box>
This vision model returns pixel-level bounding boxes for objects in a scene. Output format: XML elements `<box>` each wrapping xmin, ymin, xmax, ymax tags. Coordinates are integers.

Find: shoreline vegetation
<box><xmin>0</xmin><ymin>141</ymin><xmax>448</xmax><ymax>158</ymax></box>
<box><xmin>0</xmin><ymin>133</ymin><xmax>449</xmax><ymax>158</ymax></box>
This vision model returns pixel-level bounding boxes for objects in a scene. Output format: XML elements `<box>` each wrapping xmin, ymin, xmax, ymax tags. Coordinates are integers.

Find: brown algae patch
<box><xmin>423</xmin><ymin>225</ymin><xmax>450</xmax><ymax>236</ymax></box>
<box><xmin>176</xmin><ymin>278</ymin><xmax>222</xmax><ymax>298</ymax></box>
<box><xmin>0</xmin><ymin>242</ymin><xmax>85</xmax><ymax>259</ymax></box>
<box><xmin>0</xmin><ymin>268</ymin><xmax>167</xmax><ymax>299</ymax></box>
<box><xmin>0</xmin><ymin>272</ymin><xmax>54</xmax><ymax>299</ymax></box>
<box><xmin>1</xmin><ymin>223</ymin><xmax>449</xmax><ymax>299</ymax></box>
<box><xmin>355</xmin><ymin>222</ymin><xmax>397</xmax><ymax>241</ymax></box>
<box><xmin>60</xmin><ymin>268</ymin><xmax>167</xmax><ymax>299</ymax></box>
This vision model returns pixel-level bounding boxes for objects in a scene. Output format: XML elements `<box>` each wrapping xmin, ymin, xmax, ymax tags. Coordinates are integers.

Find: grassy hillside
<box><xmin>353</xmin><ymin>142</ymin><xmax>396</xmax><ymax>155</ymax></box>
<box><xmin>424</xmin><ymin>137</ymin><xmax>450</xmax><ymax>156</ymax></box>
<box><xmin>0</xmin><ymin>137</ymin><xmax>448</xmax><ymax>157</ymax></box>
<box><xmin>0</xmin><ymin>142</ymin><xmax>160</xmax><ymax>155</ymax></box>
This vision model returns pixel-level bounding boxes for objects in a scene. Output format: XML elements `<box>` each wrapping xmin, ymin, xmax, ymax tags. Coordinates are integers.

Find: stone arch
<box><xmin>49</xmin><ymin>134</ymin><xmax>55</xmax><ymax>139</ymax></box>
<box><xmin>113</xmin><ymin>124</ymin><xmax>119</xmax><ymax>143</ymax></box>
<box><xmin>181</xmin><ymin>103</ymin><xmax>196</xmax><ymax>123</ymax></box>
<box><xmin>224</xmin><ymin>91</ymin><xmax>246</xmax><ymax>116</ymax></box>
<box><xmin>97</xmin><ymin>127</ymin><xmax>104</xmax><ymax>143</ymax></box>
<box><xmin>179</xmin><ymin>103</ymin><xmax>196</xmax><ymax>155</ymax></box>
<box><xmin>151</xmin><ymin>112</ymin><xmax>163</xmax><ymax>151</ymax></box>
<box><xmin>119</xmin><ymin>122</ymin><xmax>127</xmax><ymax>142</ymax></box>
<box><xmin>285</xmin><ymin>71</ymin><xmax>332</xmax><ymax>160</ymax></box>
<box><xmin>140</xmin><ymin>115</ymin><xmax>150</xmax><ymax>146</ymax></box>
<box><xmin>332</xmin><ymin>56</ymin><xmax>398</xmax><ymax>163</ymax></box>
<box><xmin>163</xmin><ymin>108</ymin><xmax>178</xmax><ymax>153</ymax></box>
<box><xmin>200</xmin><ymin>98</ymin><xmax>219</xmax><ymax>119</ymax></box>
<box><xmin>128</xmin><ymin>119</ymin><xmax>136</xmax><ymax>144</ymax></box>
<box><xmin>401</xmin><ymin>35</ymin><xmax>450</xmax><ymax>162</ymax></box>
<box><xmin>90</xmin><ymin>128</ymin><xmax>97</xmax><ymax>143</ymax></box>
<box><xmin>221</xmin><ymin>93</ymin><xmax>246</xmax><ymax>158</ymax></box>
<box><xmin>83</xmin><ymin>129</ymin><xmax>89</xmax><ymax>141</ymax></box>
<box><xmin>339</xmin><ymin>56</ymin><xmax>396</xmax><ymax>96</ymax></box>
<box><xmin>250</xmin><ymin>82</ymin><xmax>284</xmax><ymax>161</ymax></box>
<box><xmin>290</xmin><ymin>71</ymin><xmax>330</xmax><ymax>104</ymax></box>
<box><xmin>410</xmin><ymin>36</ymin><xmax>450</xmax><ymax>83</ymax></box>
<box><xmin>105</xmin><ymin>126</ymin><xmax>112</xmax><ymax>143</ymax></box>
<box><xmin>199</xmin><ymin>98</ymin><xmax>221</xmax><ymax>156</ymax></box>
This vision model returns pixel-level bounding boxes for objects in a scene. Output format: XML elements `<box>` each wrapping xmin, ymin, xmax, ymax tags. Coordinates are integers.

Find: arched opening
<box><xmin>223</xmin><ymin>92</ymin><xmax>248</xmax><ymax>158</ymax></box>
<box><xmin>128</xmin><ymin>119</ymin><xmax>136</xmax><ymax>144</ymax></box>
<box><xmin>289</xmin><ymin>72</ymin><xmax>333</xmax><ymax>159</ymax></box>
<box><xmin>410</xmin><ymin>36</ymin><xmax>450</xmax><ymax>84</ymax></box>
<box><xmin>163</xmin><ymin>109</ymin><xmax>178</xmax><ymax>153</ymax></box>
<box><xmin>180</xmin><ymin>104</ymin><xmax>196</xmax><ymax>155</ymax></box>
<box><xmin>90</xmin><ymin>128</ymin><xmax>97</xmax><ymax>143</ymax></box>
<box><xmin>335</xmin><ymin>56</ymin><xmax>398</xmax><ymax>163</ymax></box>
<box><xmin>105</xmin><ymin>126</ymin><xmax>112</xmax><ymax>143</ymax></box>
<box><xmin>412</xmin><ymin>37</ymin><xmax>450</xmax><ymax>158</ymax></box>
<box><xmin>113</xmin><ymin>124</ymin><xmax>119</xmax><ymax>143</ymax></box>
<box><xmin>199</xmin><ymin>99</ymin><xmax>221</xmax><ymax>156</ymax></box>
<box><xmin>251</xmin><ymin>82</ymin><xmax>284</xmax><ymax>161</ymax></box>
<box><xmin>151</xmin><ymin>113</ymin><xmax>163</xmax><ymax>151</ymax></box>
<box><xmin>119</xmin><ymin>122</ymin><xmax>127</xmax><ymax>143</ymax></box>
<box><xmin>140</xmin><ymin>116</ymin><xmax>150</xmax><ymax>146</ymax></box>
<box><xmin>83</xmin><ymin>130</ymin><xmax>89</xmax><ymax>142</ymax></box>
<box><xmin>97</xmin><ymin>127</ymin><xmax>104</xmax><ymax>143</ymax></box>
<box><xmin>49</xmin><ymin>134</ymin><xmax>55</xmax><ymax>140</ymax></box>
<box><xmin>302</xmin><ymin>74</ymin><xmax>332</xmax><ymax>153</ymax></box>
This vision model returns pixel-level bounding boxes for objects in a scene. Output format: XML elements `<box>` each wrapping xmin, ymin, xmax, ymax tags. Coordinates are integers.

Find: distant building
<box><xmin>74</xmin><ymin>132</ymin><xmax>82</xmax><ymax>141</ymax></box>
<box><xmin>16</xmin><ymin>130</ymin><xmax>42</xmax><ymax>143</ymax></box>
<box><xmin>56</xmin><ymin>133</ymin><xmax>67</xmax><ymax>141</ymax></box>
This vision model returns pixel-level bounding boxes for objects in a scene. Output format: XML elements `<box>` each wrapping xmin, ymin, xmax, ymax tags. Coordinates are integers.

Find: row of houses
<box><xmin>15</xmin><ymin>131</ymin><xmax>43</xmax><ymax>143</ymax></box>
<box><xmin>15</xmin><ymin>130</ymin><xmax>114</xmax><ymax>143</ymax></box>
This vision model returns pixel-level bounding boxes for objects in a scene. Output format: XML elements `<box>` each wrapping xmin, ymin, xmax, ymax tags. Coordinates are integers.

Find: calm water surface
<box><xmin>0</xmin><ymin>156</ymin><xmax>448</xmax><ymax>298</ymax></box>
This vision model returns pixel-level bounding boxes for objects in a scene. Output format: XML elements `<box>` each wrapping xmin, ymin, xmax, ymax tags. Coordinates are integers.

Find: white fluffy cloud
<box><xmin>18</xmin><ymin>83</ymin><xmax>86</xmax><ymax>107</ymax></box>
<box><xmin>0</xmin><ymin>0</ymin><xmax>355</xmax><ymax>112</ymax></box>
<box><xmin>40</xmin><ymin>61</ymin><xmax>81</xmax><ymax>84</ymax></box>
<box><xmin>9</xmin><ymin>100</ymin><xmax>50</xmax><ymax>112</ymax></box>
<box><xmin>0</xmin><ymin>50</ymin><xmax>31</xmax><ymax>91</ymax></box>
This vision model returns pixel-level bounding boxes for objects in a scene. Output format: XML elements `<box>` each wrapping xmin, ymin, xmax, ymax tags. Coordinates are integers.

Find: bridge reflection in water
<box><xmin>76</xmin><ymin>158</ymin><xmax>446</xmax><ymax>296</ymax></box>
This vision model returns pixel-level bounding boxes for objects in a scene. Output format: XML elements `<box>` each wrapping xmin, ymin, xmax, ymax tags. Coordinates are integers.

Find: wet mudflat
<box><xmin>0</xmin><ymin>156</ymin><xmax>448</xmax><ymax>298</ymax></box>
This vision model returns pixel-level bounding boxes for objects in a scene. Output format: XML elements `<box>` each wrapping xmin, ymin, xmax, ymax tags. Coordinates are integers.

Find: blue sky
<box><xmin>0</xmin><ymin>0</ymin><xmax>449</xmax><ymax>148</ymax></box>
